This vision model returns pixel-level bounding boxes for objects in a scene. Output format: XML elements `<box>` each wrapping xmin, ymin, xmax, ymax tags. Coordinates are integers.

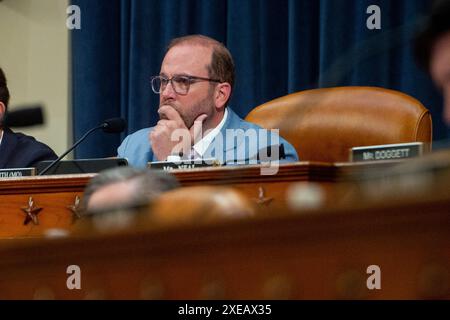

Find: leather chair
<box><xmin>245</xmin><ymin>87</ymin><xmax>432</xmax><ymax>162</ymax></box>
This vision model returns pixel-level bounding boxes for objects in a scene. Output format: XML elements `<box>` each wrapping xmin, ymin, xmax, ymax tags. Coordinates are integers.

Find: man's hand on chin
<box><xmin>149</xmin><ymin>105</ymin><xmax>207</xmax><ymax>161</ymax></box>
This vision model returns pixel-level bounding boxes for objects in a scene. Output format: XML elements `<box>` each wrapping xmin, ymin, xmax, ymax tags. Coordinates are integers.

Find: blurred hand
<box><xmin>150</xmin><ymin>105</ymin><xmax>207</xmax><ymax>161</ymax></box>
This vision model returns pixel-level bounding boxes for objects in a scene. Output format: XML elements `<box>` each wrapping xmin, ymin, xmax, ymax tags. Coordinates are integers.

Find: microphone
<box><xmin>2</xmin><ymin>105</ymin><xmax>44</xmax><ymax>128</ymax></box>
<box><xmin>101</xmin><ymin>117</ymin><xmax>127</xmax><ymax>133</ymax></box>
<box><xmin>38</xmin><ymin>117</ymin><xmax>127</xmax><ymax>175</ymax></box>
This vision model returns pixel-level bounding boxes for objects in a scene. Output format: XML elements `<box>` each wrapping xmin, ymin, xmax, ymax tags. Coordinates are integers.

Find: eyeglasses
<box><xmin>151</xmin><ymin>75</ymin><xmax>221</xmax><ymax>95</ymax></box>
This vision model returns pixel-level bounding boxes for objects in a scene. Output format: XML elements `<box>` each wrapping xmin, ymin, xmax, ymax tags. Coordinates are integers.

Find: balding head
<box><xmin>166</xmin><ymin>35</ymin><xmax>235</xmax><ymax>94</ymax></box>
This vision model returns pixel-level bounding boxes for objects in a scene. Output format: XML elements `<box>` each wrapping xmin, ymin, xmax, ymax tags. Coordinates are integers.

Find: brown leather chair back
<box><xmin>245</xmin><ymin>87</ymin><xmax>432</xmax><ymax>162</ymax></box>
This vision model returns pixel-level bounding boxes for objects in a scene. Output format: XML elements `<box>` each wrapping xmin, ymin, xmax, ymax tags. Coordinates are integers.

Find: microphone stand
<box><xmin>38</xmin><ymin>125</ymin><xmax>103</xmax><ymax>176</ymax></box>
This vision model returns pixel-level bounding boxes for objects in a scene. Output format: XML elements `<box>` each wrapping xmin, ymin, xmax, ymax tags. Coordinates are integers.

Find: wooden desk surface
<box><xmin>0</xmin><ymin>160</ymin><xmax>400</xmax><ymax>192</ymax></box>
<box><xmin>0</xmin><ymin>161</ymin><xmax>401</xmax><ymax>238</ymax></box>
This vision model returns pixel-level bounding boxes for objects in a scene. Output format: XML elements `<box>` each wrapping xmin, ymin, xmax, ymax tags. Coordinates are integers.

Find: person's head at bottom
<box><xmin>82</xmin><ymin>167</ymin><xmax>180</xmax><ymax>214</ymax></box>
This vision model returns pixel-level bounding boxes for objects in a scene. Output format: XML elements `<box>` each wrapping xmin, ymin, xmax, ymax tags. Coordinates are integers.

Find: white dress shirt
<box><xmin>191</xmin><ymin>108</ymin><xmax>228</xmax><ymax>159</ymax></box>
<box><xmin>165</xmin><ymin>109</ymin><xmax>228</xmax><ymax>161</ymax></box>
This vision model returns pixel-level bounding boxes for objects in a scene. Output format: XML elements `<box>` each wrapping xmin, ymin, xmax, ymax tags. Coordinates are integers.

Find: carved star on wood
<box><xmin>254</xmin><ymin>186</ymin><xmax>273</xmax><ymax>206</ymax></box>
<box><xmin>21</xmin><ymin>197</ymin><xmax>42</xmax><ymax>225</ymax></box>
<box><xmin>67</xmin><ymin>196</ymin><xmax>82</xmax><ymax>223</ymax></box>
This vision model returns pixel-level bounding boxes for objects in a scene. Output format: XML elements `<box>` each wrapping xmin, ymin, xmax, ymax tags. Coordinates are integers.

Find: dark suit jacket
<box><xmin>0</xmin><ymin>127</ymin><xmax>57</xmax><ymax>169</ymax></box>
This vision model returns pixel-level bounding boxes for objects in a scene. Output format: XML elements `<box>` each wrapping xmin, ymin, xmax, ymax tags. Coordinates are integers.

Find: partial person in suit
<box><xmin>414</xmin><ymin>0</ymin><xmax>450</xmax><ymax>126</ymax></box>
<box><xmin>118</xmin><ymin>35</ymin><xmax>299</xmax><ymax>168</ymax></box>
<box><xmin>0</xmin><ymin>67</ymin><xmax>57</xmax><ymax>169</ymax></box>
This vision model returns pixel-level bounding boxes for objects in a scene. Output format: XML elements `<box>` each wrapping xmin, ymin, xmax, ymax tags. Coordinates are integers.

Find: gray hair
<box><xmin>82</xmin><ymin>167</ymin><xmax>180</xmax><ymax>214</ymax></box>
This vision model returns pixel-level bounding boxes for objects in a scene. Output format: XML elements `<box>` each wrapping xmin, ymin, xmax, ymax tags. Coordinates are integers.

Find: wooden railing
<box><xmin>0</xmin><ymin>161</ymin><xmax>399</xmax><ymax>238</ymax></box>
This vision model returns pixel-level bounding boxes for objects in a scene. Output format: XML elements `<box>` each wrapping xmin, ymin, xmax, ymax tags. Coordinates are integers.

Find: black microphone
<box><xmin>3</xmin><ymin>105</ymin><xmax>44</xmax><ymax>128</ymax></box>
<box><xmin>101</xmin><ymin>117</ymin><xmax>127</xmax><ymax>133</ymax></box>
<box><xmin>38</xmin><ymin>117</ymin><xmax>127</xmax><ymax>175</ymax></box>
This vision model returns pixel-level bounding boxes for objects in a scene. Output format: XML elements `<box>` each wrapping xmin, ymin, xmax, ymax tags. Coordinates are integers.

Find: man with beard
<box><xmin>118</xmin><ymin>35</ymin><xmax>298</xmax><ymax>168</ymax></box>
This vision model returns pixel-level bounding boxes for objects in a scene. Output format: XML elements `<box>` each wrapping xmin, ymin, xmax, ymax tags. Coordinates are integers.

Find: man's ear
<box><xmin>214</xmin><ymin>82</ymin><xmax>232</xmax><ymax>110</ymax></box>
<box><xmin>0</xmin><ymin>102</ymin><xmax>5</xmax><ymax>118</ymax></box>
<box><xmin>0</xmin><ymin>102</ymin><xmax>5</xmax><ymax>128</ymax></box>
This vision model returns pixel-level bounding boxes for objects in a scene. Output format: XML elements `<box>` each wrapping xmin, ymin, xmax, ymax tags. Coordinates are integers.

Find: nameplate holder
<box><xmin>148</xmin><ymin>158</ymin><xmax>221</xmax><ymax>171</ymax></box>
<box><xmin>35</xmin><ymin>158</ymin><xmax>128</xmax><ymax>175</ymax></box>
<box><xmin>350</xmin><ymin>142</ymin><xmax>423</xmax><ymax>162</ymax></box>
<box><xmin>0</xmin><ymin>167</ymin><xmax>36</xmax><ymax>178</ymax></box>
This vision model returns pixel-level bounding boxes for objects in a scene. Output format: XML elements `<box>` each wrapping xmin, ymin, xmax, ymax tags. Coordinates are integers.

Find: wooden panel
<box><xmin>0</xmin><ymin>174</ymin><xmax>93</xmax><ymax>194</ymax></box>
<box><xmin>0</xmin><ymin>192</ymin><xmax>82</xmax><ymax>238</ymax></box>
<box><xmin>0</xmin><ymin>161</ymin><xmax>402</xmax><ymax>238</ymax></box>
<box><xmin>0</xmin><ymin>194</ymin><xmax>448</xmax><ymax>299</ymax></box>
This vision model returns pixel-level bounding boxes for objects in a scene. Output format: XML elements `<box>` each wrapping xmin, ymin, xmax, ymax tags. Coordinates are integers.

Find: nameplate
<box><xmin>0</xmin><ymin>167</ymin><xmax>36</xmax><ymax>178</ymax></box>
<box><xmin>350</xmin><ymin>142</ymin><xmax>423</xmax><ymax>162</ymax></box>
<box><xmin>148</xmin><ymin>159</ymin><xmax>221</xmax><ymax>171</ymax></box>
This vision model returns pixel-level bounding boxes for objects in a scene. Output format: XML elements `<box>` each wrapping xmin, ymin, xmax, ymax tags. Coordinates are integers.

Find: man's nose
<box><xmin>161</xmin><ymin>80</ymin><xmax>177</xmax><ymax>99</ymax></box>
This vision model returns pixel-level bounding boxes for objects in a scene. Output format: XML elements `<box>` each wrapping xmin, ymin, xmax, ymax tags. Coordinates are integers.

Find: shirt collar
<box><xmin>193</xmin><ymin>108</ymin><xmax>228</xmax><ymax>157</ymax></box>
<box><xmin>0</xmin><ymin>129</ymin><xmax>3</xmax><ymax>146</ymax></box>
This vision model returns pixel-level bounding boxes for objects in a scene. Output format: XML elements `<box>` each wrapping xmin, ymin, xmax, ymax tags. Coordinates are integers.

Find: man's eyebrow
<box><xmin>159</xmin><ymin>72</ymin><xmax>192</xmax><ymax>77</ymax></box>
<box><xmin>174</xmin><ymin>73</ymin><xmax>192</xmax><ymax>77</ymax></box>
